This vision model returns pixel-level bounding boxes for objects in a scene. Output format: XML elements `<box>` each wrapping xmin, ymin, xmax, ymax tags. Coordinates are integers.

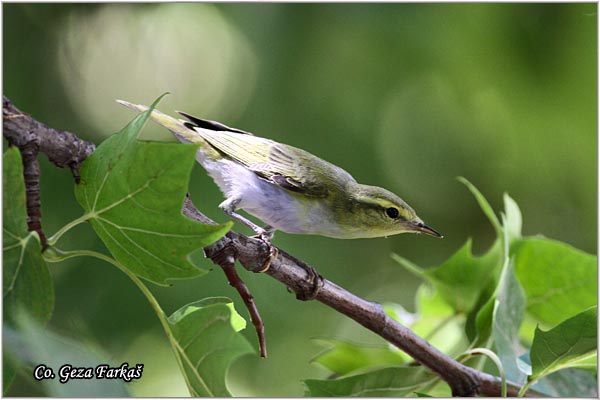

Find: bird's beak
<box><xmin>414</xmin><ymin>222</ymin><xmax>443</xmax><ymax>238</ymax></box>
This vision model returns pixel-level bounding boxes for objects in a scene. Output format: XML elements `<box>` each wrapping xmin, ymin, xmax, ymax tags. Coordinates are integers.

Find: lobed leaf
<box><xmin>168</xmin><ymin>297</ymin><xmax>254</xmax><ymax>396</ymax></box>
<box><xmin>395</xmin><ymin>240</ymin><xmax>497</xmax><ymax>314</ymax></box>
<box><xmin>465</xmin><ymin>191</ymin><xmax>520</xmax><ymax>341</ymax></box>
<box><xmin>492</xmin><ymin>259</ymin><xmax>527</xmax><ymax>384</ymax></box>
<box><xmin>472</xmin><ymin>294</ymin><xmax>495</xmax><ymax>348</ymax></box>
<box><xmin>528</xmin><ymin>306</ymin><xmax>597</xmax><ymax>382</ymax></box>
<box><xmin>410</xmin><ymin>286</ymin><xmax>467</xmax><ymax>355</ymax></box>
<box><xmin>3</xmin><ymin>148</ymin><xmax>54</xmax><ymax>324</ymax></box>
<box><xmin>471</xmin><ymin>216</ymin><xmax>510</xmax><ymax>349</ymax></box>
<box><xmin>3</xmin><ymin>148</ymin><xmax>55</xmax><ymax>391</ymax></box>
<box><xmin>513</xmin><ymin>238</ymin><xmax>597</xmax><ymax>326</ymax></box>
<box><xmin>74</xmin><ymin>102</ymin><xmax>231</xmax><ymax>284</ymax></box>
<box><xmin>311</xmin><ymin>338</ymin><xmax>404</xmax><ymax>376</ymax></box>
<box><xmin>456</xmin><ymin>177</ymin><xmax>502</xmax><ymax>236</ymax></box>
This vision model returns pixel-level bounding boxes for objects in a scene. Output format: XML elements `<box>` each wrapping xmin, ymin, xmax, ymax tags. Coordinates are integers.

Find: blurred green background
<box><xmin>4</xmin><ymin>3</ymin><xmax>596</xmax><ymax>397</ymax></box>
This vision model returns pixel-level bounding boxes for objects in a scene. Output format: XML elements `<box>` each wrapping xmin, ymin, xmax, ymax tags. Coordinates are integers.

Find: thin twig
<box><xmin>215</xmin><ymin>248</ymin><xmax>268</xmax><ymax>357</ymax></box>
<box><xmin>18</xmin><ymin>141</ymin><xmax>47</xmax><ymax>248</ymax></box>
<box><xmin>182</xmin><ymin>195</ymin><xmax>269</xmax><ymax>356</ymax></box>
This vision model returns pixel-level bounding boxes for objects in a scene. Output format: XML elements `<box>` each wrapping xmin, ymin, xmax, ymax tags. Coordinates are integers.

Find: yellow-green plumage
<box><xmin>117</xmin><ymin>100</ymin><xmax>442</xmax><ymax>239</ymax></box>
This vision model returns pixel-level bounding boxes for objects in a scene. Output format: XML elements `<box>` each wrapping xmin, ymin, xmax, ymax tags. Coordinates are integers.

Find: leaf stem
<box><xmin>391</xmin><ymin>253</ymin><xmax>424</xmax><ymax>277</ymax></box>
<box><xmin>43</xmin><ymin>248</ymin><xmax>198</xmax><ymax>396</ymax></box>
<box><xmin>46</xmin><ymin>214</ymin><xmax>90</xmax><ymax>246</ymax></box>
<box><xmin>457</xmin><ymin>177</ymin><xmax>503</xmax><ymax>237</ymax></box>
<box><xmin>463</xmin><ymin>348</ymin><xmax>507</xmax><ymax>397</ymax></box>
<box><xmin>518</xmin><ymin>380</ymin><xmax>533</xmax><ymax>397</ymax></box>
<box><xmin>472</xmin><ymin>338</ymin><xmax>494</xmax><ymax>371</ymax></box>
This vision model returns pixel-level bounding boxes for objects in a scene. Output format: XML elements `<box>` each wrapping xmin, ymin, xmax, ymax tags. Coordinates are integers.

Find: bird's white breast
<box><xmin>196</xmin><ymin>151</ymin><xmax>340</xmax><ymax>236</ymax></box>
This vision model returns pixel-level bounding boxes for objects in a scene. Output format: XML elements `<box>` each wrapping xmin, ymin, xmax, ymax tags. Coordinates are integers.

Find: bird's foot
<box><xmin>254</xmin><ymin>225</ymin><xmax>275</xmax><ymax>240</ymax></box>
<box><xmin>219</xmin><ymin>201</ymin><xmax>277</xmax><ymax>272</ymax></box>
<box><xmin>252</xmin><ymin>227</ymin><xmax>278</xmax><ymax>273</ymax></box>
<box><xmin>295</xmin><ymin>264</ymin><xmax>323</xmax><ymax>301</ymax></box>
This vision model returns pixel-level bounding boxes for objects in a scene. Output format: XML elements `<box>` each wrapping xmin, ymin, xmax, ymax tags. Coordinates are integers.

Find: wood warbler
<box><xmin>117</xmin><ymin>100</ymin><xmax>442</xmax><ymax>241</ymax></box>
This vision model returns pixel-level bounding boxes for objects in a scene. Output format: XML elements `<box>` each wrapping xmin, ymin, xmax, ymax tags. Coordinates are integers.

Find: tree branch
<box><xmin>3</xmin><ymin>96</ymin><xmax>96</xmax><ymax>246</ymax></box>
<box><xmin>19</xmin><ymin>140</ymin><xmax>47</xmax><ymax>248</ymax></box>
<box><xmin>3</xmin><ymin>96</ymin><xmax>96</xmax><ymax>180</ymax></box>
<box><xmin>2</xmin><ymin>95</ymin><xmax>542</xmax><ymax>397</ymax></box>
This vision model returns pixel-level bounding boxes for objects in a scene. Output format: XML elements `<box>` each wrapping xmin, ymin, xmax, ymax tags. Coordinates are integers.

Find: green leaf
<box><xmin>472</xmin><ymin>210</ymin><xmax>527</xmax><ymax>377</ymax></box>
<box><xmin>383</xmin><ymin>302</ymin><xmax>417</xmax><ymax>326</ymax></box>
<box><xmin>74</xmin><ymin>102</ymin><xmax>231</xmax><ymax>284</ymax></box>
<box><xmin>409</xmin><ymin>286</ymin><xmax>467</xmax><ymax>355</ymax></box>
<box><xmin>391</xmin><ymin>253</ymin><xmax>426</xmax><ymax>279</ymax></box>
<box><xmin>304</xmin><ymin>366</ymin><xmax>437</xmax><ymax>397</ymax></box>
<box><xmin>461</xmin><ymin>185</ymin><xmax>520</xmax><ymax>341</ymax></box>
<box><xmin>3</xmin><ymin>148</ymin><xmax>54</xmax><ymax>324</ymax></box>
<box><xmin>2</xmin><ymin>351</ymin><xmax>18</xmax><ymax>395</ymax></box>
<box><xmin>4</xmin><ymin>315</ymin><xmax>129</xmax><ymax>396</ymax></box>
<box><xmin>471</xmin><ymin>224</ymin><xmax>508</xmax><ymax>348</ymax></box>
<box><xmin>492</xmin><ymin>259</ymin><xmax>527</xmax><ymax>384</ymax></box>
<box><xmin>311</xmin><ymin>339</ymin><xmax>404</xmax><ymax>376</ymax></box>
<box><xmin>568</xmin><ymin>354</ymin><xmax>597</xmax><ymax>370</ymax></box>
<box><xmin>395</xmin><ymin>240</ymin><xmax>497</xmax><ymax>314</ymax></box>
<box><xmin>457</xmin><ymin>177</ymin><xmax>502</xmax><ymax>236</ymax></box>
<box><xmin>168</xmin><ymin>297</ymin><xmax>253</xmax><ymax>396</ymax></box>
<box><xmin>3</xmin><ymin>148</ymin><xmax>55</xmax><ymax>391</ymax></box>
<box><xmin>472</xmin><ymin>293</ymin><xmax>495</xmax><ymax>348</ymax></box>
<box><xmin>503</xmin><ymin>193</ymin><xmax>522</xmax><ymax>242</ymax></box>
<box><xmin>466</xmin><ymin>257</ymin><xmax>501</xmax><ymax>343</ymax></box>
<box><xmin>513</xmin><ymin>238</ymin><xmax>597</xmax><ymax>326</ymax></box>
<box><xmin>225</xmin><ymin>302</ymin><xmax>247</xmax><ymax>332</ymax></box>
<box><xmin>414</xmin><ymin>284</ymin><xmax>455</xmax><ymax>319</ymax></box>
<box><xmin>529</xmin><ymin>306</ymin><xmax>597</xmax><ymax>382</ymax></box>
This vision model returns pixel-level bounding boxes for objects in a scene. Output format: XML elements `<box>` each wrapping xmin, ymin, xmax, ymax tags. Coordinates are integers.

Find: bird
<box><xmin>117</xmin><ymin>100</ymin><xmax>442</xmax><ymax>247</ymax></box>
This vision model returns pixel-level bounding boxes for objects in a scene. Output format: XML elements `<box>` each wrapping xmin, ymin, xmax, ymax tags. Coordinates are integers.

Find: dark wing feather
<box><xmin>177</xmin><ymin>111</ymin><xmax>252</xmax><ymax>135</ymax></box>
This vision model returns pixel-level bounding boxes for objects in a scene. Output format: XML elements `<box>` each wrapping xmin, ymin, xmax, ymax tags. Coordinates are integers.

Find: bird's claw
<box><xmin>295</xmin><ymin>265</ymin><xmax>323</xmax><ymax>301</ymax></box>
<box><xmin>255</xmin><ymin>225</ymin><xmax>275</xmax><ymax>241</ymax></box>
<box><xmin>252</xmin><ymin>229</ymin><xmax>278</xmax><ymax>273</ymax></box>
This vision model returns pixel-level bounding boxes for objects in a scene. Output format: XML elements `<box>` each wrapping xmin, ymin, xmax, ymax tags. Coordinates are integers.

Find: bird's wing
<box><xmin>115</xmin><ymin>105</ymin><xmax>334</xmax><ymax>197</ymax></box>
<box><xmin>194</xmin><ymin>129</ymin><xmax>331</xmax><ymax>197</ymax></box>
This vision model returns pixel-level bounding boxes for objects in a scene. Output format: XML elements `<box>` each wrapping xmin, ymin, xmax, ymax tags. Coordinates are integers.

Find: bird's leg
<box><xmin>220</xmin><ymin>198</ymin><xmax>264</xmax><ymax>234</ymax></box>
<box><xmin>220</xmin><ymin>198</ymin><xmax>278</xmax><ymax>272</ymax></box>
<box><xmin>261</xmin><ymin>225</ymin><xmax>275</xmax><ymax>240</ymax></box>
<box><xmin>281</xmin><ymin>251</ymin><xmax>324</xmax><ymax>301</ymax></box>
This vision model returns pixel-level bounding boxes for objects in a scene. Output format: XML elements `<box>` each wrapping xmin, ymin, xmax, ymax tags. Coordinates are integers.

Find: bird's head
<box><xmin>338</xmin><ymin>184</ymin><xmax>442</xmax><ymax>239</ymax></box>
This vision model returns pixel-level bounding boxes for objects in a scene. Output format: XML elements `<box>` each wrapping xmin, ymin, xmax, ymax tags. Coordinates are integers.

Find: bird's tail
<box><xmin>116</xmin><ymin>99</ymin><xmax>206</xmax><ymax>145</ymax></box>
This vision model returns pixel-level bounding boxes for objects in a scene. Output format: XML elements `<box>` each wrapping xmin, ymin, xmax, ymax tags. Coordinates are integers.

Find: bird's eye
<box><xmin>385</xmin><ymin>207</ymin><xmax>400</xmax><ymax>219</ymax></box>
